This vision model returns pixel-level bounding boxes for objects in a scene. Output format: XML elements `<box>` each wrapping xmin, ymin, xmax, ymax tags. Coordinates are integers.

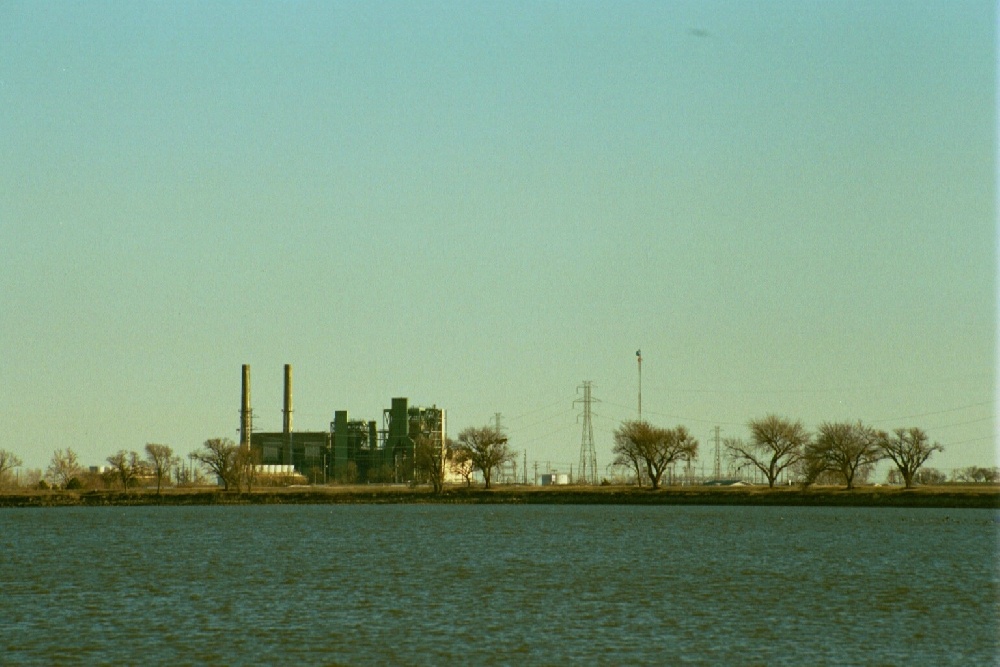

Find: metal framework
<box><xmin>575</xmin><ymin>381</ymin><xmax>598</xmax><ymax>485</ymax></box>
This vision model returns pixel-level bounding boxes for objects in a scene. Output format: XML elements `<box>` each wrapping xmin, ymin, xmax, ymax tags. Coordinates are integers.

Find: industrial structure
<box><xmin>575</xmin><ymin>381</ymin><xmax>598</xmax><ymax>485</ymax></box>
<box><xmin>241</xmin><ymin>365</ymin><xmax>446</xmax><ymax>484</ymax></box>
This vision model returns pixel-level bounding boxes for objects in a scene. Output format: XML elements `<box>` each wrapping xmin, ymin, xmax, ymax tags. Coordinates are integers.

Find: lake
<box><xmin>1</xmin><ymin>505</ymin><xmax>996</xmax><ymax>665</ymax></box>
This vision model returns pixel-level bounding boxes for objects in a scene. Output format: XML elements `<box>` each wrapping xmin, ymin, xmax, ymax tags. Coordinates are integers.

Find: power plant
<box><xmin>240</xmin><ymin>365</ymin><xmax>445</xmax><ymax>484</ymax></box>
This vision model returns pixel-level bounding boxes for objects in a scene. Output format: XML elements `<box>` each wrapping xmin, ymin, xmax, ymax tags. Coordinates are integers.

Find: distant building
<box><xmin>243</xmin><ymin>364</ymin><xmax>445</xmax><ymax>484</ymax></box>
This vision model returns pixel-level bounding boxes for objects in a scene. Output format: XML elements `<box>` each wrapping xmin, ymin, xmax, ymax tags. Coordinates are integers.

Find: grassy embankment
<box><xmin>1</xmin><ymin>484</ymin><xmax>998</xmax><ymax>509</ymax></box>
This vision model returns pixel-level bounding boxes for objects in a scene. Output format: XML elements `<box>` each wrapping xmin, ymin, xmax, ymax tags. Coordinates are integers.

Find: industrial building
<box><xmin>241</xmin><ymin>365</ymin><xmax>446</xmax><ymax>484</ymax></box>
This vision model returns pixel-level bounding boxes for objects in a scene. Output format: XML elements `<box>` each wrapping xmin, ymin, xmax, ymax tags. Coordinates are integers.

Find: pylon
<box><xmin>575</xmin><ymin>381</ymin><xmax>598</xmax><ymax>484</ymax></box>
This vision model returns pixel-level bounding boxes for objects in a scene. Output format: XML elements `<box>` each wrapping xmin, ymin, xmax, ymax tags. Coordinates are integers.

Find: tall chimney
<box><xmin>283</xmin><ymin>364</ymin><xmax>293</xmax><ymax>434</ymax></box>
<box><xmin>240</xmin><ymin>364</ymin><xmax>251</xmax><ymax>447</ymax></box>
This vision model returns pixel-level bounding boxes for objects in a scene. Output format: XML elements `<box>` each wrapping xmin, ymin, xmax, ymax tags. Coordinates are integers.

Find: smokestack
<box><xmin>240</xmin><ymin>364</ymin><xmax>251</xmax><ymax>447</ymax></box>
<box><xmin>283</xmin><ymin>364</ymin><xmax>293</xmax><ymax>434</ymax></box>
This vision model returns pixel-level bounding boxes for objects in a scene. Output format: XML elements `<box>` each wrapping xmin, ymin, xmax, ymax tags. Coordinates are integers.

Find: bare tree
<box><xmin>0</xmin><ymin>449</ymin><xmax>23</xmax><ymax>488</ymax></box>
<box><xmin>913</xmin><ymin>467</ymin><xmax>947</xmax><ymax>485</ymax></box>
<box><xmin>189</xmin><ymin>438</ymin><xmax>239</xmax><ymax>491</ymax></box>
<box><xmin>46</xmin><ymin>448</ymin><xmax>82</xmax><ymax>489</ymax></box>
<box><xmin>952</xmin><ymin>466</ymin><xmax>999</xmax><ymax>484</ymax></box>
<box><xmin>174</xmin><ymin>460</ymin><xmax>206</xmax><ymax>486</ymax></box>
<box><xmin>879</xmin><ymin>427</ymin><xmax>942</xmax><ymax>489</ymax></box>
<box><xmin>449</xmin><ymin>444</ymin><xmax>475</xmax><ymax>487</ymax></box>
<box><xmin>612</xmin><ymin>421</ymin><xmax>698</xmax><ymax>490</ymax></box>
<box><xmin>414</xmin><ymin>435</ymin><xmax>450</xmax><ymax>494</ymax></box>
<box><xmin>145</xmin><ymin>443</ymin><xmax>178</xmax><ymax>495</ymax></box>
<box><xmin>726</xmin><ymin>415</ymin><xmax>810</xmax><ymax>488</ymax></box>
<box><xmin>612</xmin><ymin>426</ymin><xmax>647</xmax><ymax>487</ymax></box>
<box><xmin>806</xmin><ymin>421</ymin><xmax>883</xmax><ymax>489</ymax></box>
<box><xmin>233</xmin><ymin>445</ymin><xmax>260</xmax><ymax>493</ymax></box>
<box><xmin>20</xmin><ymin>469</ymin><xmax>43</xmax><ymax>489</ymax></box>
<box><xmin>106</xmin><ymin>450</ymin><xmax>145</xmax><ymax>490</ymax></box>
<box><xmin>454</xmin><ymin>425</ymin><xmax>512</xmax><ymax>489</ymax></box>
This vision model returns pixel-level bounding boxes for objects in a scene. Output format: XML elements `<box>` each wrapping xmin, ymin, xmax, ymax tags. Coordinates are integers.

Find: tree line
<box><xmin>0</xmin><ymin>424</ymin><xmax>518</xmax><ymax>495</ymax></box>
<box><xmin>0</xmin><ymin>442</ymin><xmax>249</xmax><ymax>494</ymax></box>
<box><xmin>0</xmin><ymin>415</ymin><xmax>975</xmax><ymax>493</ymax></box>
<box><xmin>612</xmin><ymin>414</ymin><xmax>946</xmax><ymax>490</ymax></box>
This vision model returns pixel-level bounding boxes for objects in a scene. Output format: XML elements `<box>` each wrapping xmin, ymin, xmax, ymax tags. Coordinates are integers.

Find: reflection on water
<box><xmin>1</xmin><ymin>505</ymin><xmax>997</xmax><ymax>665</ymax></box>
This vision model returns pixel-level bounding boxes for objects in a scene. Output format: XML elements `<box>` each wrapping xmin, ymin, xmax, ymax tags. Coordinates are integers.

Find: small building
<box><xmin>538</xmin><ymin>473</ymin><xmax>570</xmax><ymax>486</ymax></box>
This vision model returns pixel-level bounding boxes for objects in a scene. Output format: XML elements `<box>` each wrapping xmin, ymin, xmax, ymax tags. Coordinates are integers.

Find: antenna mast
<box><xmin>636</xmin><ymin>350</ymin><xmax>642</xmax><ymax>421</ymax></box>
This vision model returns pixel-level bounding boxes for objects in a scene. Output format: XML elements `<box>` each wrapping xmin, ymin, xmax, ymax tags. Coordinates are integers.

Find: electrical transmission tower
<box><xmin>575</xmin><ymin>381</ymin><xmax>598</xmax><ymax>485</ymax></box>
<box><xmin>712</xmin><ymin>426</ymin><xmax>722</xmax><ymax>480</ymax></box>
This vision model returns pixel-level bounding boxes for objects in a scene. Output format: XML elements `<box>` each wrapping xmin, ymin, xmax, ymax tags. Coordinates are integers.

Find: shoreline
<box><xmin>1</xmin><ymin>484</ymin><xmax>998</xmax><ymax>509</ymax></box>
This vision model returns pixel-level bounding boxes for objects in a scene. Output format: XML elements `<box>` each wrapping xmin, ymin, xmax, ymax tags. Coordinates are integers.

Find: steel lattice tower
<box><xmin>575</xmin><ymin>381</ymin><xmax>598</xmax><ymax>485</ymax></box>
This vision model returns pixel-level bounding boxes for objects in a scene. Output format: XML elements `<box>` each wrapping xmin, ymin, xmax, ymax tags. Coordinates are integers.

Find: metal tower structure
<box><xmin>635</xmin><ymin>350</ymin><xmax>642</xmax><ymax>421</ymax></box>
<box><xmin>575</xmin><ymin>381</ymin><xmax>598</xmax><ymax>485</ymax></box>
<box><xmin>712</xmin><ymin>426</ymin><xmax>722</xmax><ymax>480</ymax></box>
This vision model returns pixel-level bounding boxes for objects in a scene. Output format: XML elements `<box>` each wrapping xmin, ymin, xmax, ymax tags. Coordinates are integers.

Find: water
<box><xmin>1</xmin><ymin>505</ymin><xmax>996</xmax><ymax>665</ymax></box>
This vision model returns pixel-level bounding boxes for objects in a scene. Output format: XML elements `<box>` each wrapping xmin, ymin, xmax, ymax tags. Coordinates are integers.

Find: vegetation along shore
<box><xmin>1</xmin><ymin>484</ymin><xmax>997</xmax><ymax>509</ymax></box>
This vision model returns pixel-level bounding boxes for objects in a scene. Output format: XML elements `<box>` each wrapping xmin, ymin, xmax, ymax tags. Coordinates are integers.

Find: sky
<box><xmin>1</xmin><ymin>1</ymin><xmax>995</xmax><ymax>478</ymax></box>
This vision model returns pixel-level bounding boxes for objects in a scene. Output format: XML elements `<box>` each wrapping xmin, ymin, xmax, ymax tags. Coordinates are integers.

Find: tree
<box><xmin>189</xmin><ymin>438</ymin><xmax>239</xmax><ymax>491</ymax></box>
<box><xmin>19</xmin><ymin>469</ymin><xmax>43</xmax><ymax>489</ymax></box>
<box><xmin>145</xmin><ymin>443</ymin><xmax>178</xmax><ymax>495</ymax></box>
<box><xmin>726</xmin><ymin>415</ymin><xmax>810</xmax><ymax>488</ymax></box>
<box><xmin>174</xmin><ymin>460</ymin><xmax>206</xmax><ymax>486</ymax></box>
<box><xmin>366</xmin><ymin>464</ymin><xmax>394</xmax><ymax>484</ymax></box>
<box><xmin>612</xmin><ymin>425</ymin><xmax>647</xmax><ymax>487</ymax></box>
<box><xmin>454</xmin><ymin>425</ymin><xmax>512</xmax><ymax>489</ymax></box>
<box><xmin>414</xmin><ymin>435</ymin><xmax>450</xmax><ymax>494</ymax></box>
<box><xmin>449</xmin><ymin>444</ymin><xmax>475</xmax><ymax>487</ymax></box>
<box><xmin>341</xmin><ymin>460</ymin><xmax>359</xmax><ymax>485</ymax></box>
<box><xmin>106</xmin><ymin>450</ymin><xmax>145</xmax><ymax>490</ymax></box>
<box><xmin>233</xmin><ymin>445</ymin><xmax>259</xmax><ymax>493</ymax></box>
<box><xmin>612</xmin><ymin>421</ymin><xmax>698</xmax><ymax>490</ymax></box>
<box><xmin>879</xmin><ymin>427</ymin><xmax>942</xmax><ymax>489</ymax></box>
<box><xmin>0</xmin><ymin>449</ymin><xmax>23</xmax><ymax>488</ymax></box>
<box><xmin>913</xmin><ymin>467</ymin><xmax>947</xmax><ymax>485</ymax></box>
<box><xmin>953</xmin><ymin>466</ymin><xmax>999</xmax><ymax>484</ymax></box>
<box><xmin>46</xmin><ymin>448</ymin><xmax>82</xmax><ymax>489</ymax></box>
<box><xmin>805</xmin><ymin>421</ymin><xmax>883</xmax><ymax>489</ymax></box>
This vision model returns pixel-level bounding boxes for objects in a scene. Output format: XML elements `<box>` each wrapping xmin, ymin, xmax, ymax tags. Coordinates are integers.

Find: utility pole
<box><xmin>635</xmin><ymin>350</ymin><xmax>642</xmax><ymax>421</ymax></box>
<box><xmin>712</xmin><ymin>426</ymin><xmax>722</xmax><ymax>480</ymax></box>
<box><xmin>574</xmin><ymin>381</ymin><xmax>598</xmax><ymax>485</ymax></box>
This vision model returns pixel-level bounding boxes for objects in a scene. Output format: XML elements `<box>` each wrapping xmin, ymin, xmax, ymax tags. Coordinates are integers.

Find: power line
<box><xmin>940</xmin><ymin>434</ymin><xmax>999</xmax><ymax>446</ymax></box>
<box><xmin>598</xmin><ymin>398</ymin><xmax>746</xmax><ymax>426</ymax></box>
<box><xmin>503</xmin><ymin>397</ymin><xmax>577</xmax><ymax>422</ymax></box>
<box><xmin>925</xmin><ymin>416</ymin><xmax>994</xmax><ymax>430</ymax></box>
<box><xmin>638</xmin><ymin>372</ymin><xmax>992</xmax><ymax>396</ymax></box>
<box><xmin>870</xmin><ymin>400</ymin><xmax>994</xmax><ymax>424</ymax></box>
<box><xmin>505</xmin><ymin>406</ymin><xmax>576</xmax><ymax>434</ymax></box>
<box><xmin>515</xmin><ymin>423</ymin><xmax>578</xmax><ymax>448</ymax></box>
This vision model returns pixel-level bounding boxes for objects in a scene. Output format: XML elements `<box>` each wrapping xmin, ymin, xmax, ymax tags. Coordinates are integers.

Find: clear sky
<box><xmin>1</xmin><ymin>1</ymin><xmax>995</xmax><ymax>477</ymax></box>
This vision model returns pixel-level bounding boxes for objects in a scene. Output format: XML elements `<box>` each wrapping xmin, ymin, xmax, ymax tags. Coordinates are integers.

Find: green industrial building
<box><xmin>243</xmin><ymin>365</ymin><xmax>445</xmax><ymax>484</ymax></box>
